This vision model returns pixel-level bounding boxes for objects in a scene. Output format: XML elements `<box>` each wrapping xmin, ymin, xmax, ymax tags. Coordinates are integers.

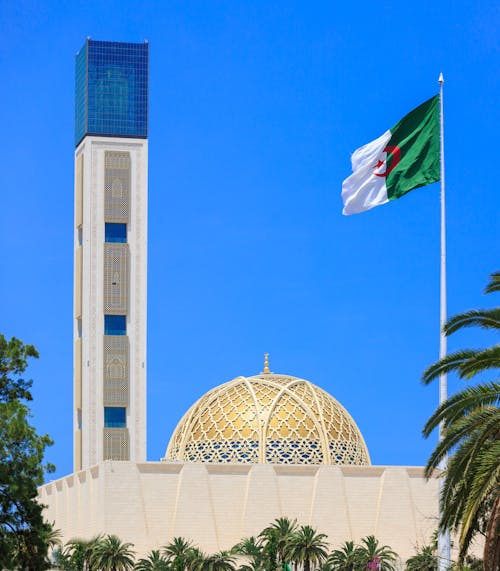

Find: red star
<box><xmin>375</xmin><ymin>159</ymin><xmax>385</xmax><ymax>169</ymax></box>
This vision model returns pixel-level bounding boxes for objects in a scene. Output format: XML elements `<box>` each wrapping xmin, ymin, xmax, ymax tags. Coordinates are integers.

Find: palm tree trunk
<box><xmin>484</xmin><ymin>495</ymin><xmax>500</xmax><ymax>571</ymax></box>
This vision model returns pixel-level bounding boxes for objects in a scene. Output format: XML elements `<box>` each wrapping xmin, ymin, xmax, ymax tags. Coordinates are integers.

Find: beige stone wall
<box><xmin>40</xmin><ymin>462</ymin><xmax>441</xmax><ymax>562</ymax></box>
<box><xmin>74</xmin><ymin>136</ymin><xmax>148</xmax><ymax>471</ymax></box>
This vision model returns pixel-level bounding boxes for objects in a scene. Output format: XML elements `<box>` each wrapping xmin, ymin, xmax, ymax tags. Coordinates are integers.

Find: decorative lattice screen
<box><xmin>165</xmin><ymin>375</ymin><xmax>370</xmax><ymax>466</ymax></box>
<box><xmin>104</xmin><ymin>151</ymin><xmax>130</xmax><ymax>222</ymax></box>
<box><xmin>103</xmin><ymin>427</ymin><xmax>129</xmax><ymax>460</ymax></box>
<box><xmin>103</xmin><ymin>336</ymin><xmax>129</xmax><ymax>406</ymax></box>
<box><xmin>103</xmin><ymin>244</ymin><xmax>129</xmax><ymax>314</ymax></box>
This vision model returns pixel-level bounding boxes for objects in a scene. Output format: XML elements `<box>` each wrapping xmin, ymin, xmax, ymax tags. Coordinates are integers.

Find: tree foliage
<box><xmin>285</xmin><ymin>525</ymin><xmax>328</xmax><ymax>571</ymax></box>
<box><xmin>134</xmin><ymin>549</ymin><xmax>170</xmax><ymax>571</ymax></box>
<box><xmin>422</xmin><ymin>272</ymin><xmax>500</xmax><ymax>571</ymax></box>
<box><xmin>0</xmin><ymin>335</ymin><xmax>39</xmax><ymax>403</ymax></box>
<box><xmin>162</xmin><ymin>537</ymin><xmax>197</xmax><ymax>571</ymax></box>
<box><xmin>405</xmin><ymin>545</ymin><xmax>437</xmax><ymax>571</ymax></box>
<box><xmin>231</xmin><ymin>536</ymin><xmax>266</xmax><ymax>571</ymax></box>
<box><xmin>90</xmin><ymin>534</ymin><xmax>136</xmax><ymax>571</ymax></box>
<box><xmin>194</xmin><ymin>551</ymin><xmax>236</xmax><ymax>571</ymax></box>
<box><xmin>356</xmin><ymin>535</ymin><xmax>397</xmax><ymax>571</ymax></box>
<box><xmin>259</xmin><ymin>517</ymin><xmax>297</xmax><ymax>571</ymax></box>
<box><xmin>54</xmin><ymin>525</ymin><xmax>400</xmax><ymax>571</ymax></box>
<box><xmin>54</xmin><ymin>535</ymin><xmax>104</xmax><ymax>570</ymax></box>
<box><xmin>0</xmin><ymin>334</ymin><xmax>54</xmax><ymax>570</ymax></box>
<box><xmin>327</xmin><ymin>540</ymin><xmax>364</xmax><ymax>571</ymax></box>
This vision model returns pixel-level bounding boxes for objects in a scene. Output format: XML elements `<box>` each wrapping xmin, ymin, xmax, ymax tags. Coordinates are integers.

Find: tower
<box><xmin>73</xmin><ymin>39</ymin><xmax>149</xmax><ymax>470</ymax></box>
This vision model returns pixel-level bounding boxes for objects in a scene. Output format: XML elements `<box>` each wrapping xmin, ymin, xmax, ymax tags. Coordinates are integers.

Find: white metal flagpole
<box><xmin>437</xmin><ymin>71</ymin><xmax>451</xmax><ymax>571</ymax></box>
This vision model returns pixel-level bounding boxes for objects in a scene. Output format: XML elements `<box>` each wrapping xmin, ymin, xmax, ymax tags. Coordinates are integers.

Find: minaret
<box><xmin>73</xmin><ymin>39</ymin><xmax>148</xmax><ymax>470</ymax></box>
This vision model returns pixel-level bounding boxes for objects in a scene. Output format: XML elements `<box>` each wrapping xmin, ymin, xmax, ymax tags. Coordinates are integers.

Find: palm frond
<box><xmin>424</xmin><ymin>408</ymin><xmax>500</xmax><ymax>476</ymax></box>
<box><xmin>438</xmin><ymin>442</ymin><xmax>500</xmax><ymax>563</ymax></box>
<box><xmin>457</xmin><ymin>345</ymin><xmax>500</xmax><ymax>379</ymax></box>
<box><xmin>423</xmin><ymin>272</ymin><xmax>500</xmax><ymax>569</ymax></box>
<box><xmin>422</xmin><ymin>346</ymin><xmax>500</xmax><ymax>384</ymax></box>
<box><xmin>459</xmin><ymin>443</ymin><xmax>500</xmax><ymax>544</ymax></box>
<box><xmin>485</xmin><ymin>272</ymin><xmax>500</xmax><ymax>294</ymax></box>
<box><xmin>422</xmin><ymin>350</ymin><xmax>478</xmax><ymax>384</ymax></box>
<box><xmin>423</xmin><ymin>382</ymin><xmax>500</xmax><ymax>436</ymax></box>
<box><xmin>444</xmin><ymin>309</ymin><xmax>500</xmax><ymax>334</ymax></box>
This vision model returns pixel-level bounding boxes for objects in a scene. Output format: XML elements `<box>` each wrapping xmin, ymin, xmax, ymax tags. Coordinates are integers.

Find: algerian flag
<box><xmin>342</xmin><ymin>95</ymin><xmax>440</xmax><ymax>215</ymax></box>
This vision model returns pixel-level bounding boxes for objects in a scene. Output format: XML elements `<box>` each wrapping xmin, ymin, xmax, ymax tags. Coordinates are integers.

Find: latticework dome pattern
<box><xmin>164</xmin><ymin>374</ymin><xmax>370</xmax><ymax>465</ymax></box>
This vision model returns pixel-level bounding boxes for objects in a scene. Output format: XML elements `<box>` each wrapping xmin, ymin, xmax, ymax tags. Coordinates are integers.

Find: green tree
<box><xmin>451</xmin><ymin>555</ymin><xmax>484</xmax><ymax>571</ymax></box>
<box><xmin>0</xmin><ymin>334</ymin><xmax>54</xmax><ymax>570</ymax></box>
<box><xmin>57</xmin><ymin>536</ymin><xmax>103</xmax><ymax>571</ymax></box>
<box><xmin>357</xmin><ymin>536</ymin><xmax>397</xmax><ymax>571</ymax></box>
<box><xmin>53</xmin><ymin>549</ymin><xmax>77</xmax><ymax>571</ymax></box>
<box><xmin>422</xmin><ymin>272</ymin><xmax>500</xmax><ymax>571</ymax></box>
<box><xmin>195</xmin><ymin>551</ymin><xmax>236</xmax><ymax>571</ymax></box>
<box><xmin>327</xmin><ymin>540</ymin><xmax>363</xmax><ymax>571</ymax></box>
<box><xmin>285</xmin><ymin>525</ymin><xmax>329</xmax><ymax>571</ymax></box>
<box><xmin>0</xmin><ymin>335</ymin><xmax>39</xmax><ymax>402</ymax></box>
<box><xmin>185</xmin><ymin>547</ymin><xmax>207</xmax><ymax>571</ymax></box>
<box><xmin>231</xmin><ymin>536</ymin><xmax>266</xmax><ymax>571</ymax></box>
<box><xmin>134</xmin><ymin>549</ymin><xmax>170</xmax><ymax>571</ymax></box>
<box><xmin>405</xmin><ymin>545</ymin><xmax>437</xmax><ymax>571</ymax></box>
<box><xmin>162</xmin><ymin>537</ymin><xmax>195</xmax><ymax>571</ymax></box>
<box><xmin>90</xmin><ymin>534</ymin><xmax>135</xmax><ymax>571</ymax></box>
<box><xmin>259</xmin><ymin>517</ymin><xmax>297</xmax><ymax>571</ymax></box>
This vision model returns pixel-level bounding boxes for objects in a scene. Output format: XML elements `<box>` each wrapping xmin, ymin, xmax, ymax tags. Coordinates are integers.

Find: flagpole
<box><xmin>437</xmin><ymin>72</ymin><xmax>451</xmax><ymax>571</ymax></box>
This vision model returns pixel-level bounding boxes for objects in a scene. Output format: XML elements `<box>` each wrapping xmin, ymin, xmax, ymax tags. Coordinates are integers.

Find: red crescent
<box><xmin>374</xmin><ymin>145</ymin><xmax>401</xmax><ymax>178</ymax></box>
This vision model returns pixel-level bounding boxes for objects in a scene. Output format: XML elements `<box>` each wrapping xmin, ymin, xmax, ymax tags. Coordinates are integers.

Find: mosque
<box><xmin>39</xmin><ymin>39</ymin><xmax>440</xmax><ymax>561</ymax></box>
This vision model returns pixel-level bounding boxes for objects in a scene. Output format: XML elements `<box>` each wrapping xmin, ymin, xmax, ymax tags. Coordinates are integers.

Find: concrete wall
<box><xmin>40</xmin><ymin>461</ymin><xmax>441</xmax><ymax>561</ymax></box>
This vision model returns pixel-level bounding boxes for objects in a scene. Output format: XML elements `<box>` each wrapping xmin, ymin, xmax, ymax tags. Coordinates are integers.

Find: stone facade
<box><xmin>40</xmin><ymin>461</ymin><xmax>440</xmax><ymax>561</ymax></box>
<box><xmin>74</xmin><ymin>136</ymin><xmax>148</xmax><ymax>470</ymax></box>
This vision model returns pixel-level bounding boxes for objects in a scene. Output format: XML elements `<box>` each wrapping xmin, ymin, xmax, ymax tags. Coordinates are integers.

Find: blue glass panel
<box><xmin>105</xmin><ymin>223</ymin><xmax>127</xmax><ymax>243</ymax></box>
<box><xmin>104</xmin><ymin>314</ymin><xmax>126</xmax><ymax>335</ymax></box>
<box><xmin>104</xmin><ymin>407</ymin><xmax>126</xmax><ymax>428</ymax></box>
<box><xmin>75</xmin><ymin>43</ymin><xmax>87</xmax><ymax>146</ymax></box>
<box><xmin>75</xmin><ymin>39</ymin><xmax>149</xmax><ymax>146</ymax></box>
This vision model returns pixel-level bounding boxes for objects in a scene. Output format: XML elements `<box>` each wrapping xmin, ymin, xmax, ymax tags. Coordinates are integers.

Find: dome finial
<box><xmin>262</xmin><ymin>353</ymin><xmax>271</xmax><ymax>374</ymax></box>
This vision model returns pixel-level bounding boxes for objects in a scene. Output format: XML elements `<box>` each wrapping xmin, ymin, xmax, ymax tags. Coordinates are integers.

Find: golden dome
<box><xmin>164</xmin><ymin>374</ymin><xmax>370</xmax><ymax>465</ymax></box>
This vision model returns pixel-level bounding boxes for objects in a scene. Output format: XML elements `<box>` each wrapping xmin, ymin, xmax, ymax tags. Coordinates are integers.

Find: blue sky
<box><xmin>1</xmin><ymin>1</ymin><xmax>498</xmax><ymax>480</ymax></box>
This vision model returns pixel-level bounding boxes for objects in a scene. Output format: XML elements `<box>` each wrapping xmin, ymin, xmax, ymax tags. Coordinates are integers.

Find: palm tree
<box><xmin>134</xmin><ymin>550</ymin><xmax>170</xmax><ymax>571</ymax></box>
<box><xmin>231</xmin><ymin>536</ymin><xmax>266</xmax><ymax>571</ymax></box>
<box><xmin>63</xmin><ymin>536</ymin><xmax>103</xmax><ymax>571</ymax></box>
<box><xmin>91</xmin><ymin>534</ymin><xmax>135</xmax><ymax>571</ymax></box>
<box><xmin>185</xmin><ymin>547</ymin><xmax>208</xmax><ymax>571</ymax></box>
<box><xmin>196</xmin><ymin>551</ymin><xmax>236</xmax><ymax>571</ymax></box>
<box><xmin>405</xmin><ymin>545</ymin><xmax>437</xmax><ymax>571</ymax></box>
<box><xmin>450</xmin><ymin>554</ymin><xmax>484</xmax><ymax>571</ymax></box>
<box><xmin>422</xmin><ymin>272</ymin><xmax>500</xmax><ymax>571</ymax></box>
<box><xmin>357</xmin><ymin>536</ymin><xmax>397</xmax><ymax>571</ymax></box>
<box><xmin>327</xmin><ymin>541</ymin><xmax>363</xmax><ymax>571</ymax></box>
<box><xmin>259</xmin><ymin>517</ymin><xmax>297</xmax><ymax>571</ymax></box>
<box><xmin>53</xmin><ymin>549</ymin><xmax>77</xmax><ymax>571</ymax></box>
<box><xmin>43</xmin><ymin>524</ymin><xmax>62</xmax><ymax>552</ymax></box>
<box><xmin>285</xmin><ymin>525</ymin><xmax>329</xmax><ymax>571</ymax></box>
<box><xmin>163</xmin><ymin>537</ymin><xmax>194</xmax><ymax>571</ymax></box>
